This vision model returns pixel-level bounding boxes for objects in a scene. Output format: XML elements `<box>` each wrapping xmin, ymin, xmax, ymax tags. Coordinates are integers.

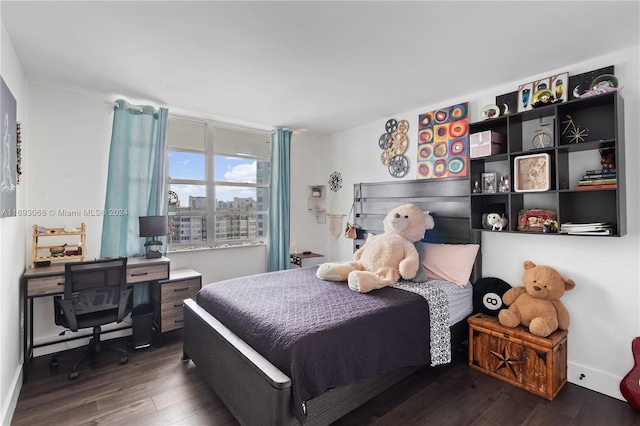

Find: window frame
<box><xmin>167</xmin><ymin>116</ymin><xmax>271</xmax><ymax>250</ymax></box>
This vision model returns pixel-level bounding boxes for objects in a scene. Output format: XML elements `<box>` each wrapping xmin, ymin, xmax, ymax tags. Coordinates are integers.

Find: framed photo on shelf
<box><xmin>533</xmin><ymin>77</ymin><xmax>551</xmax><ymax>94</ymax></box>
<box><xmin>514</xmin><ymin>153</ymin><xmax>550</xmax><ymax>192</ymax></box>
<box><xmin>481</xmin><ymin>172</ymin><xmax>497</xmax><ymax>194</ymax></box>
<box><xmin>517</xmin><ymin>82</ymin><xmax>534</xmax><ymax>112</ymax></box>
<box><xmin>551</xmin><ymin>72</ymin><xmax>569</xmax><ymax>103</ymax></box>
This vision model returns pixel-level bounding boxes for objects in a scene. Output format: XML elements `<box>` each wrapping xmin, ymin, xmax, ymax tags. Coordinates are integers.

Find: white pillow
<box><xmin>422</xmin><ymin>243</ymin><xmax>480</xmax><ymax>288</ymax></box>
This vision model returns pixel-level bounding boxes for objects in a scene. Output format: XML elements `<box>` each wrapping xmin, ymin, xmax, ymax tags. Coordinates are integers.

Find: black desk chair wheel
<box><xmin>49</xmin><ymin>257</ymin><xmax>132</xmax><ymax>380</ymax></box>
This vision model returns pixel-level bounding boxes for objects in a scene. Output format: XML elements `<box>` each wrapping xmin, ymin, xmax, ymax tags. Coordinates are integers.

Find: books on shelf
<box><xmin>560</xmin><ymin>222</ymin><xmax>613</xmax><ymax>235</ymax></box>
<box><xmin>575</xmin><ymin>184</ymin><xmax>617</xmax><ymax>190</ymax></box>
<box><xmin>561</xmin><ymin>229</ymin><xmax>613</xmax><ymax>236</ymax></box>
<box><xmin>577</xmin><ymin>178</ymin><xmax>617</xmax><ymax>185</ymax></box>
<box><xmin>585</xmin><ymin>168</ymin><xmax>616</xmax><ymax>175</ymax></box>
<box><xmin>576</xmin><ymin>168</ymin><xmax>617</xmax><ymax>190</ymax></box>
<box><xmin>581</xmin><ymin>172</ymin><xmax>616</xmax><ymax>180</ymax></box>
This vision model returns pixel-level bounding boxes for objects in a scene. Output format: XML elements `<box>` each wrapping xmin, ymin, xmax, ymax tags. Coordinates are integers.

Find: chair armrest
<box><xmin>54</xmin><ymin>297</ymin><xmax>78</xmax><ymax>332</ymax></box>
<box><xmin>117</xmin><ymin>288</ymin><xmax>133</xmax><ymax>322</ymax></box>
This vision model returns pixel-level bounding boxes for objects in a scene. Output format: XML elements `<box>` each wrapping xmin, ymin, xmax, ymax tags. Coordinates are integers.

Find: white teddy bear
<box><xmin>316</xmin><ymin>204</ymin><xmax>434</xmax><ymax>293</ymax></box>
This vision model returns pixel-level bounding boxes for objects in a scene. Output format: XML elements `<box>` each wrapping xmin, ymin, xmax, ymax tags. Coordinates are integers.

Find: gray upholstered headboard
<box><xmin>351</xmin><ymin>178</ymin><xmax>482</xmax><ymax>284</ymax></box>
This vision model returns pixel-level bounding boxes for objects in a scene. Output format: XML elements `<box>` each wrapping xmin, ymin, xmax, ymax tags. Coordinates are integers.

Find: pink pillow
<box><xmin>422</xmin><ymin>243</ymin><xmax>480</xmax><ymax>288</ymax></box>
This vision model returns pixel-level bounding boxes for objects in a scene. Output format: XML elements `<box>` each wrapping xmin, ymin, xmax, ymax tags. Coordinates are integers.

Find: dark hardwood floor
<box><xmin>12</xmin><ymin>331</ymin><xmax>639</xmax><ymax>425</ymax></box>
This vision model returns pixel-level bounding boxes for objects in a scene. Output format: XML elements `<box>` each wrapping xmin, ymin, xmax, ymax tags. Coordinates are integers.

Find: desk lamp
<box><xmin>139</xmin><ymin>215</ymin><xmax>168</xmax><ymax>259</ymax></box>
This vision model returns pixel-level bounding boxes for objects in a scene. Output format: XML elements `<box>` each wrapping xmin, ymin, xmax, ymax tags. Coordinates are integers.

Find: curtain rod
<box><xmin>105</xmin><ymin>101</ymin><xmax>273</xmax><ymax>134</ymax></box>
<box><xmin>105</xmin><ymin>100</ymin><xmax>148</xmax><ymax>112</ymax></box>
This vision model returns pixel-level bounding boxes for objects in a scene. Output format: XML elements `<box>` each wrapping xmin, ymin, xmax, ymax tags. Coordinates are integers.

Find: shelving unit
<box><xmin>469</xmin><ymin>91</ymin><xmax>625</xmax><ymax>236</ymax></box>
<box><xmin>31</xmin><ymin>223</ymin><xmax>86</xmax><ymax>267</ymax></box>
<box><xmin>307</xmin><ymin>185</ymin><xmax>326</xmax><ymax>223</ymax></box>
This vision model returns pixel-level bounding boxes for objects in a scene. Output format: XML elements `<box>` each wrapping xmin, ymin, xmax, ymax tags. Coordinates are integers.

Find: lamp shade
<box><xmin>139</xmin><ymin>215</ymin><xmax>168</xmax><ymax>237</ymax></box>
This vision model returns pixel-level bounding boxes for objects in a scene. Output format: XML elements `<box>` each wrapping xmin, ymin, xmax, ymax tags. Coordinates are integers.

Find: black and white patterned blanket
<box><xmin>392</xmin><ymin>280</ymin><xmax>451</xmax><ymax>366</ymax></box>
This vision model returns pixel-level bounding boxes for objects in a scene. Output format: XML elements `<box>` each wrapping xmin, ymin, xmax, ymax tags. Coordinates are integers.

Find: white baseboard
<box><xmin>2</xmin><ymin>364</ymin><xmax>22</xmax><ymax>426</ymax></box>
<box><xmin>568</xmin><ymin>361</ymin><xmax>625</xmax><ymax>401</ymax></box>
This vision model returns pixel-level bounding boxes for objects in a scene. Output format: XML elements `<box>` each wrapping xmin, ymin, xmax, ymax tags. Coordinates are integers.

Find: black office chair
<box><xmin>50</xmin><ymin>257</ymin><xmax>132</xmax><ymax>379</ymax></box>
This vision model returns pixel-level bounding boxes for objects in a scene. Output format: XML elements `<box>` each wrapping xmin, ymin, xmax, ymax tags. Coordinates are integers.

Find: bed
<box><xmin>183</xmin><ymin>178</ymin><xmax>481</xmax><ymax>426</ymax></box>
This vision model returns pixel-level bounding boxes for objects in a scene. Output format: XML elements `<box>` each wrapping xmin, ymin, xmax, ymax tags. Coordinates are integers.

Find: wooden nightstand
<box><xmin>468</xmin><ymin>313</ymin><xmax>568</xmax><ymax>400</ymax></box>
<box><xmin>290</xmin><ymin>252</ymin><xmax>323</xmax><ymax>268</ymax></box>
<box><xmin>151</xmin><ymin>269</ymin><xmax>202</xmax><ymax>333</ymax></box>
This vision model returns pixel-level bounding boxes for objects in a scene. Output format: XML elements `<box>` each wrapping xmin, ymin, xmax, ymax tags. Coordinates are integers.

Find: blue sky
<box><xmin>169</xmin><ymin>152</ymin><xmax>257</xmax><ymax>206</ymax></box>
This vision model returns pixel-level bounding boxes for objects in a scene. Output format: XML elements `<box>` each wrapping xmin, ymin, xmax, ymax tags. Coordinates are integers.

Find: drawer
<box><xmin>27</xmin><ymin>275</ymin><xmax>65</xmax><ymax>297</ymax></box>
<box><xmin>160</xmin><ymin>299</ymin><xmax>186</xmax><ymax>317</ymax></box>
<box><xmin>160</xmin><ymin>278</ymin><xmax>200</xmax><ymax>303</ymax></box>
<box><xmin>127</xmin><ymin>263</ymin><xmax>169</xmax><ymax>283</ymax></box>
<box><xmin>159</xmin><ymin>309</ymin><xmax>186</xmax><ymax>332</ymax></box>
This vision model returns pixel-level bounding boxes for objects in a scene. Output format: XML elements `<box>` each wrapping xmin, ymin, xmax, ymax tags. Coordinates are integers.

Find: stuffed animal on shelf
<box><xmin>498</xmin><ymin>260</ymin><xmax>575</xmax><ymax>337</ymax></box>
<box><xmin>486</xmin><ymin>212</ymin><xmax>508</xmax><ymax>231</ymax></box>
<box><xmin>600</xmin><ymin>148</ymin><xmax>616</xmax><ymax>170</ymax></box>
<box><xmin>316</xmin><ymin>204</ymin><xmax>434</xmax><ymax>293</ymax></box>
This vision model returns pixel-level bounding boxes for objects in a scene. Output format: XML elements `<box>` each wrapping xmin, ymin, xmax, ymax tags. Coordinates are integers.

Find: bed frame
<box><xmin>183</xmin><ymin>177</ymin><xmax>480</xmax><ymax>426</ymax></box>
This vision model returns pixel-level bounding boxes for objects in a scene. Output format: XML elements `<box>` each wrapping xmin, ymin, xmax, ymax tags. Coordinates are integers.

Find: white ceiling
<box><xmin>2</xmin><ymin>1</ymin><xmax>639</xmax><ymax>134</ymax></box>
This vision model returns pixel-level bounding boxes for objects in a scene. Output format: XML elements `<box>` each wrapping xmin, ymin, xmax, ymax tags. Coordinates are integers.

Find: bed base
<box><xmin>183</xmin><ymin>298</ymin><xmax>468</xmax><ymax>426</ymax></box>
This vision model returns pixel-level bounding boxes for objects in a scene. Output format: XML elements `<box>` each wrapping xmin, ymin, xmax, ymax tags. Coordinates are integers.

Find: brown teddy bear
<box><xmin>498</xmin><ymin>260</ymin><xmax>575</xmax><ymax>337</ymax></box>
<box><xmin>316</xmin><ymin>204</ymin><xmax>434</xmax><ymax>293</ymax></box>
<box><xmin>600</xmin><ymin>148</ymin><xmax>616</xmax><ymax>170</ymax></box>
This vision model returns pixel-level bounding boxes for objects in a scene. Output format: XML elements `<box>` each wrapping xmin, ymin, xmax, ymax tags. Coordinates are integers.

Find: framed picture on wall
<box><xmin>0</xmin><ymin>76</ymin><xmax>17</xmax><ymax>218</ymax></box>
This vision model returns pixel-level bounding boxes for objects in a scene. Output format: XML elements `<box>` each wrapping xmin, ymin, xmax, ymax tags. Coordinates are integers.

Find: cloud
<box><xmin>224</xmin><ymin>160</ymin><xmax>256</xmax><ymax>183</ymax></box>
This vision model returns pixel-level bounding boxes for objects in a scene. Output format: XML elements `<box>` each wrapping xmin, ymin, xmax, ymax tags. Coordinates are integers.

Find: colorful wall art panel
<box><xmin>417</xmin><ymin>102</ymin><xmax>469</xmax><ymax>180</ymax></box>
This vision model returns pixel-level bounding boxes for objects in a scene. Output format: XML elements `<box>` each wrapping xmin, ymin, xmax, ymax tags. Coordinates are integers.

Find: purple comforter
<box><xmin>196</xmin><ymin>266</ymin><xmax>431</xmax><ymax>423</ymax></box>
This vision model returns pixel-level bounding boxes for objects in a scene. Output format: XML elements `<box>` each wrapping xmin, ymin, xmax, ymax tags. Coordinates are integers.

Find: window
<box><xmin>167</xmin><ymin>116</ymin><xmax>271</xmax><ymax>249</ymax></box>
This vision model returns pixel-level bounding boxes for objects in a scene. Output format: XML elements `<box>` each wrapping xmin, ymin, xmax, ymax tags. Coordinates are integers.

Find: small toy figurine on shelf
<box><xmin>600</xmin><ymin>148</ymin><xmax>616</xmax><ymax>170</ymax></box>
<box><xmin>472</xmin><ymin>180</ymin><xmax>482</xmax><ymax>193</ymax></box>
<box><xmin>543</xmin><ymin>219</ymin><xmax>558</xmax><ymax>233</ymax></box>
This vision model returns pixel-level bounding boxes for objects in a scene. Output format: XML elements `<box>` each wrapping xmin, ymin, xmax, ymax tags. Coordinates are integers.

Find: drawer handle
<box><xmin>173</xmin><ymin>287</ymin><xmax>189</xmax><ymax>292</ymax></box>
<box><xmin>57</xmin><ymin>282</ymin><xmax>64</xmax><ymax>286</ymax></box>
<box><xmin>173</xmin><ymin>303</ymin><xmax>182</xmax><ymax>308</ymax></box>
<box><xmin>174</xmin><ymin>319</ymin><xmax>184</xmax><ymax>324</ymax></box>
<box><xmin>130</xmin><ymin>271</ymin><xmax>149</xmax><ymax>277</ymax></box>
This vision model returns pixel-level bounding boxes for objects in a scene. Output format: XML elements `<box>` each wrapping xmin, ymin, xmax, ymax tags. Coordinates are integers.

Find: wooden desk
<box><xmin>290</xmin><ymin>252</ymin><xmax>324</xmax><ymax>268</ymax></box>
<box><xmin>22</xmin><ymin>256</ymin><xmax>170</xmax><ymax>382</ymax></box>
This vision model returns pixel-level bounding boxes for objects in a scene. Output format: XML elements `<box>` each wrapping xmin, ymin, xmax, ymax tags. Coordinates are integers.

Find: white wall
<box><xmin>325</xmin><ymin>46</ymin><xmax>640</xmax><ymax>401</ymax></box>
<box><xmin>0</xmin><ymin>18</ymin><xmax>28</xmax><ymax>426</ymax></box>
<box><xmin>290</xmin><ymin>131</ymin><xmax>330</xmax><ymax>257</ymax></box>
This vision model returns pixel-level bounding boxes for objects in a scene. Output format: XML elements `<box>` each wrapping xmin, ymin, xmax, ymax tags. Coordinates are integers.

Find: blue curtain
<box><xmin>101</xmin><ymin>100</ymin><xmax>168</xmax><ymax>304</ymax></box>
<box><xmin>267</xmin><ymin>128</ymin><xmax>291</xmax><ymax>271</ymax></box>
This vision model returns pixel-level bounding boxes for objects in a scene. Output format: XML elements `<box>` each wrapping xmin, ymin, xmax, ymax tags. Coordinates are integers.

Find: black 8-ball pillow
<box><xmin>472</xmin><ymin>277</ymin><xmax>512</xmax><ymax>316</ymax></box>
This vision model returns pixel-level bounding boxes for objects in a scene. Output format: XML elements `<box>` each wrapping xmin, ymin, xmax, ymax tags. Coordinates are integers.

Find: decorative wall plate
<box><xmin>481</xmin><ymin>104</ymin><xmax>500</xmax><ymax>120</ymax></box>
<box><xmin>531</xmin><ymin>89</ymin><xmax>555</xmax><ymax>108</ymax></box>
<box><xmin>590</xmin><ymin>74</ymin><xmax>618</xmax><ymax>90</ymax></box>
